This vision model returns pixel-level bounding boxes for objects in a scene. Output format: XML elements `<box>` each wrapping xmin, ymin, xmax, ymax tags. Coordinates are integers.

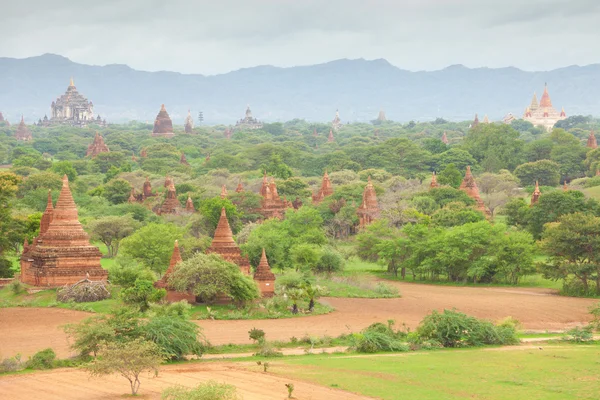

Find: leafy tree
<box><xmin>120</xmin><ymin>279</ymin><xmax>166</xmax><ymax>312</ymax></box>
<box><xmin>431</xmin><ymin>202</ymin><xmax>485</xmax><ymax>227</ymax></box>
<box><xmin>276</xmin><ymin>177</ymin><xmax>311</xmax><ymax>199</ymax></box>
<box><xmin>64</xmin><ymin>316</ymin><xmax>116</xmax><ymax>357</ymax></box>
<box><xmin>437</xmin><ymin>163</ymin><xmax>463</xmax><ymax>188</ymax></box>
<box><xmin>87</xmin><ymin>215</ymin><xmax>140</xmax><ymax>257</ymax></box>
<box><xmin>199</xmin><ymin>197</ymin><xmax>241</xmax><ymax>235</ymax></box>
<box><xmin>103</xmin><ymin>178</ymin><xmax>132</xmax><ymax>205</ymax></box>
<box><xmin>463</xmin><ymin>124</ymin><xmax>524</xmax><ymax>171</ymax></box>
<box><xmin>355</xmin><ymin>219</ymin><xmax>395</xmax><ymax>262</ymax></box>
<box><xmin>143</xmin><ymin>316</ymin><xmax>204</xmax><ymax>360</ymax></box>
<box><xmin>261</xmin><ymin>154</ymin><xmax>293</xmax><ymax>179</ymax></box>
<box><xmin>120</xmin><ymin>223</ymin><xmax>183</xmax><ymax>274</ymax></box>
<box><xmin>524</xmin><ymin>139</ymin><xmax>554</xmax><ymax>162</ymax></box>
<box><xmin>421</xmin><ymin>187</ymin><xmax>475</xmax><ymax>208</ymax></box>
<box><xmin>314</xmin><ymin>247</ymin><xmax>345</xmax><ymax>274</ymax></box>
<box><xmin>514</xmin><ymin>160</ymin><xmax>561</xmax><ymax>186</ymax></box>
<box><xmin>17</xmin><ymin>171</ymin><xmax>62</xmax><ymax>196</ymax></box>
<box><xmin>477</xmin><ymin>171</ymin><xmax>520</xmax><ymax>216</ymax></box>
<box><xmin>169</xmin><ymin>253</ymin><xmax>260</xmax><ymax>304</ymax></box>
<box><xmin>86</xmin><ymin>338</ymin><xmax>163</xmax><ymax>396</ymax></box>
<box><xmin>0</xmin><ymin>172</ymin><xmax>19</xmax><ymax>272</ymax></box>
<box><xmin>51</xmin><ymin>161</ymin><xmax>77</xmax><ymax>182</ymax></box>
<box><xmin>290</xmin><ymin>243</ymin><xmax>320</xmax><ymax>272</ymax></box>
<box><xmin>436</xmin><ymin>148</ymin><xmax>476</xmax><ymax>171</ymax></box>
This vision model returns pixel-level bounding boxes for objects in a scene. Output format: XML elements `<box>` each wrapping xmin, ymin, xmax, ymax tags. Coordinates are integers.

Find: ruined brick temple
<box><xmin>459</xmin><ymin>166</ymin><xmax>491</xmax><ymax>216</ymax></box>
<box><xmin>152</xmin><ymin>104</ymin><xmax>174</xmax><ymax>137</ymax></box>
<box><xmin>356</xmin><ymin>176</ymin><xmax>380</xmax><ymax>228</ymax></box>
<box><xmin>86</xmin><ymin>132</ymin><xmax>110</xmax><ymax>157</ymax></box>
<box><xmin>207</xmin><ymin>208</ymin><xmax>251</xmax><ymax>275</ymax></box>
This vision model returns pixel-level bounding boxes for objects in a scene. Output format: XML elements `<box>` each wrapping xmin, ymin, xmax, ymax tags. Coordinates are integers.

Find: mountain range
<box><xmin>0</xmin><ymin>54</ymin><xmax>599</xmax><ymax>125</ymax></box>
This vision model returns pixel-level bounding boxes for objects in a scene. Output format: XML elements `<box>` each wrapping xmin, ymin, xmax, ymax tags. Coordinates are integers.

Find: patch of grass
<box><xmin>275</xmin><ymin>343</ymin><xmax>600</xmax><ymax>400</ymax></box>
<box><xmin>0</xmin><ymin>286</ymin><xmax>119</xmax><ymax>313</ymax></box>
<box><xmin>190</xmin><ymin>300</ymin><xmax>333</xmax><ymax>320</ymax></box>
<box><xmin>316</xmin><ymin>275</ymin><xmax>399</xmax><ymax>298</ymax></box>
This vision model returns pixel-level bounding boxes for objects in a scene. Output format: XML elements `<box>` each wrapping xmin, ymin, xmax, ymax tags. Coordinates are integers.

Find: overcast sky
<box><xmin>1</xmin><ymin>0</ymin><xmax>599</xmax><ymax>75</ymax></box>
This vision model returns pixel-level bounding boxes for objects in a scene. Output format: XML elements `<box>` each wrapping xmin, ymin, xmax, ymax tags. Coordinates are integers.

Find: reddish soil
<box><xmin>0</xmin><ymin>282</ymin><xmax>596</xmax><ymax>359</ymax></box>
<box><xmin>0</xmin><ymin>361</ymin><xmax>372</xmax><ymax>400</ymax></box>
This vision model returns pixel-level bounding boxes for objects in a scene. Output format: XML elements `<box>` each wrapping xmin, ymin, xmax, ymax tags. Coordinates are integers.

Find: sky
<box><xmin>1</xmin><ymin>0</ymin><xmax>599</xmax><ymax>75</ymax></box>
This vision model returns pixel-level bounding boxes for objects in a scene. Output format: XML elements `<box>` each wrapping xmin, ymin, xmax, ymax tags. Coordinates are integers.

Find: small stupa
<box><xmin>184</xmin><ymin>110</ymin><xmax>194</xmax><ymax>133</ymax></box>
<box><xmin>312</xmin><ymin>170</ymin><xmax>334</xmax><ymax>204</ymax></box>
<box><xmin>356</xmin><ymin>177</ymin><xmax>380</xmax><ymax>228</ymax></box>
<box><xmin>220</xmin><ymin>185</ymin><xmax>228</xmax><ymax>199</ymax></box>
<box><xmin>471</xmin><ymin>114</ymin><xmax>480</xmax><ymax>128</ymax></box>
<box><xmin>86</xmin><ymin>132</ymin><xmax>110</xmax><ymax>157</ymax></box>
<box><xmin>235</xmin><ymin>182</ymin><xmax>244</xmax><ymax>193</ymax></box>
<box><xmin>376</xmin><ymin>110</ymin><xmax>387</xmax><ymax>122</ymax></box>
<box><xmin>207</xmin><ymin>208</ymin><xmax>251</xmax><ymax>274</ymax></box>
<box><xmin>151</xmin><ymin>104</ymin><xmax>174</xmax><ymax>137</ymax></box>
<box><xmin>327</xmin><ymin>129</ymin><xmax>335</xmax><ymax>143</ymax></box>
<box><xmin>159</xmin><ymin>182</ymin><xmax>180</xmax><ymax>215</ymax></box>
<box><xmin>128</xmin><ymin>188</ymin><xmax>136</xmax><ymax>204</ymax></box>
<box><xmin>459</xmin><ymin>166</ymin><xmax>490</xmax><ymax>216</ymax></box>
<box><xmin>155</xmin><ymin>241</ymin><xmax>195</xmax><ymax>303</ymax></box>
<box><xmin>253</xmin><ymin>248</ymin><xmax>276</xmax><ymax>298</ymax></box>
<box><xmin>180</xmin><ymin>152</ymin><xmax>190</xmax><ymax>166</ymax></box>
<box><xmin>531</xmin><ymin>181</ymin><xmax>541</xmax><ymax>206</ymax></box>
<box><xmin>258</xmin><ymin>173</ymin><xmax>287</xmax><ymax>219</ymax></box>
<box><xmin>587</xmin><ymin>130</ymin><xmax>598</xmax><ymax>149</ymax></box>
<box><xmin>441</xmin><ymin>131</ymin><xmax>449</xmax><ymax>144</ymax></box>
<box><xmin>185</xmin><ymin>194</ymin><xmax>195</xmax><ymax>212</ymax></box>
<box><xmin>15</xmin><ymin>116</ymin><xmax>32</xmax><ymax>141</ymax></box>
<box><xmin>430</xmin><ymin>171</ymin><xmax>439</xmax><ymax>188</ymax></box>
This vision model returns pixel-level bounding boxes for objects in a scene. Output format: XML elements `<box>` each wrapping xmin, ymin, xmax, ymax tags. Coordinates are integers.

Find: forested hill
<box><xmin>1</xmin><ymin>53</ymin><xmax>600</xmax><ymax>124</ymax></box>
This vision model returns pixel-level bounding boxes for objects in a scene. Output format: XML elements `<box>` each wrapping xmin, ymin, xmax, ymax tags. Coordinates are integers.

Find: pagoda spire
<box><xmin>235</xmin><ymin>181</ymin><xmax>244</xmax><ymax>193</ymax></box>
<box><xmin>69</xmin><ymin>77</ymin><xmax>75</xmax><ymax>87</ymax></box>
<box><xmin>459</xmin><ymin>166</ymin><xmax>490</xmax><ymax>216</ymax></box>
<box><xmin>328</xmin><ymin>129</ymin><xmax>334</xmax><ymax>143</ymax></box>
<box><xmin>471</xmin><ymin>114</ymin><xmax>480</xmax><ymax>128</ymax></box>
<box><xmin>220</xmin><ymin>185</ymin><xmax>228</xmax><ymax>199</ymax></box>
<box><xmin>441</xmin><ymin>131</ymin><xmax>449</xmax><ymax>144</ymax></box>
<box><xmin>39</xmin><ymin>190</ymin><xmax>54</xmax><ymax>234</ymax></box>
<box><xmin>530</xmin><ymin>181</ymin><xmax>541</xmax><ymax>206</ymax></box>
<box><xmin>430</xmin><ymin>171</ymin><xmax>439</xmax><ymax>188</ymax></box>
<box><xmin>185</xmin><ymin>194</ymin><xmax>195</xmax><ymax>212</ymax></box>
<box><xmin>253</xmin><ymin>248</ymin><xmax>276</xmax><ymax>297</ymax></box>
<box><xmin>587</xmin><ymin>130</ymin><xmax>597</xmax><ymax>149</ymax></box>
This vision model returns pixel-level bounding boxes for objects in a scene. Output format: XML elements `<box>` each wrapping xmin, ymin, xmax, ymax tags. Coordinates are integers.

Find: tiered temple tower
<box><xmin>15</xmin><ymin>116</ymin><xmax>32</xmax><ymax>141</ymax></box>
<box><xmin>258</xmin><ymin>173</ymin><xmax>288</xmax><ymax>219</ymax></box>
<box><xmin>180</xmin><ymin>152</ymin><xmax>189</xmax><ymax>166</ymax></box>
<box><xmin>356</xmin><ymin>177</ymin><xmax>380</xmax><ymax>228</ymax></box>
<box><xmin>312</xmin><ymin>171</ymin><xmax>334</xmax><ymax>204</ymax></box>
<box><xmin>49</xmin><ymin>78</ymin><xmax>106</xmax><ymax>127</ymax></box>
<box><xmin>441</xmin><ymin>131</ymin><xmax>449</xmax><ymax>144</ymax></box>
<box><xmin>142</xmin><ymin>177</ymin><xmax>156</xmax><ymax>200</ymax></box>
<box><xmin>185</xmin><ymin>194</ymin><xmax>195</xmax><ymax>212</ymax></box>
<box><xmin>471</xmin><ymin>114</ymin><xmax>480</xmax><ymax>128</ymax></box>
<box><xmin>327</xmin><ymin>129</ymin><xmax>335</xmax><ymax>143</ymax></box>
<box><xmin>151</xmin><ymin>104</ymin><xmax>174</xmax><ymax>137</ymax></box>
<box><xmin>376</xmin><ymin>110</ymin><xmax>387</xmax><ymax>122</ymax></box>
<box><xmin>184</xmin><ymin>110</ymin><xmax>194</xmax><ymax>134</ymax></box>
<box><xmin>234</xmin><ymin>105</ymin><xmax>263</xmax><ymax>130</ymax></box>
<box><xmin>332</xmin><ymin>109</ymin><xmax>342</xmax><ymax>130</ymax></box>
<box><xmin>459</xmin><ymin>166</ymin><xmax>490</xmax><ymax>216</ymax></box>
<box><xmin>531</xmin><ymin>181</ymin><xmax>541</xmax><ymax>206</ymax></box>
<box><xmin>220</xmin><ymin>185</ymin><xmax>228</xmax><ymax>199</ymax></box>
<box><xmin>155</xmin><ymin>241</ymin><xmax>196</xmax><ymax>303</ymax></box>
<box><xmin>86</xmin><ymin>132</ymin><xmax>110</xmax><ymax>157</ymax></box>
<box><xmin>20</xmin><ymin>176</ymin><xmax>107</xmax><ymax>286</ymax></box>
<box><xmin>253</xmin><ymin>248</ymin><xmax>276</xmax><ymax>298</ymax></box>
<box><xmin>523</xmin><ymin>84</ymin><xmax>566</xmax><ymax>131</ymax></box>
<box><xmin>159</xmin><ymin>182</ymin><xmax>180</xmax><ymax>215</ymax></box>
<box><xmin>587</xmin><ymin>130</ymin><xmax>597</xmax><ymax>149</ymax></box>
<box><xmin>207</xmin><ymin>208</ymin><xmax>251</xmax><ymax>274</ymax></box>
<box><xmin>430</xmin><ymin>171</ymin><xmax>439</xmax><ymax>188</ymax></box>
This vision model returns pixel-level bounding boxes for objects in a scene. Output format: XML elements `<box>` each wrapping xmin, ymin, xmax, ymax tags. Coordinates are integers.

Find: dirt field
<box><xmin>0</xmin><ymin>361</ymin><xmax>373</xmax><ymax>400</ymax></box>
<box><xmin>0</xmin><ymin>282</ymin><xmax>596</xmax><ymax>359</ymax></box>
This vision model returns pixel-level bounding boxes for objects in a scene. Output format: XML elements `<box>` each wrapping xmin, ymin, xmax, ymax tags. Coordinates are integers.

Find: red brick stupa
<box><xmin>185</xmin><ymin>194</ymin><xmax>195</xmax><ymax>212</ymax></box>
<box><xmin>207</xmin><ymin>208</ymin><xmax>250</xmax><ymax>274</ymax></box>
<box><xmin>20</xmin><ymin>176</ymin><xmax>107</xmax><ymax>287</ymax></box>
<box><xmin>587</xmin><ymin>130</ymin><xmax>597</xmax><ymax>149</ymax></box>
<box><xmin>159</xmin><ymin>182</ymin><xmax>180</xmax><ymax>215</ymax></box>
<box><xmin>151</xmin><ymin>104</ymin><xmax>174</xmax><ymax>137</ymax></box>
<box><xmin>459</xmin><ymin>166</ymin><xmax>490</xmax><ymax>216</ymax></box>
<box><xmin>258</xmin><ymin>173</ymin><xmax>288</xmax><ymax>219</ymax></box>
<box><xmin>471</xmin><ymin>114</ymin><xmax>480</xmax><ymax>128</ymax></box>
<box><xmin>441</xmin><ymin>131</ymin><xmax>449</xmax><ymax>144</ymax></box>
<box><xmin>86</xmin><ymin>132</ymin><xmax>110</xmax><ymax>157</ymax></box>
<box><xmin>356</xmin><ymin>177</ymin><xmax>380</xmax><ymax>228</ymax></box>
<box><xmin>155</xmin><ymin>241</ymin><xmax>195</xmax><ymax>303</ymax></box>
<box><xmin>327</xmin><ymin>129</ymin><xmax>335</xmax><ymax>143</ymax></box>
<box><xmin>253</xmin><ymin>248</ymin><xmax>276</xmax><ymax>298</ymax></box>
<box><xmin>312</xmin><ymin>170</ymin><xmax>334</xmax><ymax>204</ymax></box>
<box><xmin>142</xmin><ymin>177</ymin><xmax>156</xmax><ymax>200</ymax></box>
<box><xmin>235</xmin><ymin>182</ymin><xmax>244</xmax><ymax>193</ymax></box>
<box><xmin>15</xmin><ymin>116</ymin><xmax>32</xmax><ymax>141</ymax></box>
<box><xmin>430</xmin><ymin>171</ymin><xmax>439</xmax><ymax>188</ymax></box>
<box><xmin>220</xmin><ymin>185</ymin><xmax>228</xmax><ymax>199</ymax></box>
<box><xmin>180</xmin><ymin>152</ymin><xmax>189</xmax><ymax>166</ymax></box>
<box><xmin>531</xmin><ymin>181</ymin><xmax>541</xmax><ymax>206</ymax></box>
<box><xmin>184</xmin><ymin>110</ymin><xmax>194</xmax><ymax>134</ymax></box>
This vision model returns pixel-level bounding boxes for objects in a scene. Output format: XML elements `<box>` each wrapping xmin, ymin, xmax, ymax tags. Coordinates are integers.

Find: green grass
<box><xmin>275</xmin><ymin>343</ymin><xmax>600</xmax><ymax>400</ymax></box>
<box><xmin>316</xmin><ymin>275</ymin><xmax>399</xmax><ymax>298</ymax></box>
<box><xmin>190</xmin><ymin>301</ymin><xmax>333</xmax><ymax>320</ymax></box>
<box><xmin>0</xmin><ymin>286</ymin><xmax>119</xmax><ymax>313</ymax></box>
<box><xmin>581</xmin><ymin>185</ymin><xmax>600</xmax><ymax>201</ymax></box>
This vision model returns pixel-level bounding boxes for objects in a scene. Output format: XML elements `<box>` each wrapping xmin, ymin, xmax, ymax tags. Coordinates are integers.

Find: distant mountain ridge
<box><xmin>0</xmin><ymin>53</ymin><xmax>599</xmax><ymax>124</ymax></box>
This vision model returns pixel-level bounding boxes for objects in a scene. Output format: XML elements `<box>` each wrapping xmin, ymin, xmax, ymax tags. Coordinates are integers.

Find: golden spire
<box><xmin>69</xmin><ymin>77</ymin><xmax>74</xmax><ymax>86</ymax></box>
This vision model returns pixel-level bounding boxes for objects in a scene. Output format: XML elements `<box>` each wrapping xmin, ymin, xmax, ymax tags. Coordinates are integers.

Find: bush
<box><xmin>26</xmin><ymin>348</ymin><xmax>56</xmax><ymax>370</ymax></box>
<box><xmin>0</xmin><ymin>355</ymin><xmax>23</xmax><ymax>373</ymax></box>
<box><xmin>142</xmin><ymin>316</ymin><xmax>206</xmax><ymax>360</ymax></box>
<box><xmin>349</xmin><ymin>321</ymin><xmax>409</xmax><ymax>353</ymax></box>
<box><xmin>590</xmin><ymin>302</ymin><xmax>600</xmax><ymax>331</ymax></box>
<box><xmin>248</xmin><ymin>327</ymin><xmax>266</xmax><ymax>344</ymax></box>
<box><xmin>107</xmin><ymin>258</ymin><xmax>156</xmax><ymax>288</ymax></box>
<box><xmin>0</xmin><ymin>258</ymin><xmax>14</xmax><ymax>278</ymax></box>
<box><xmin>147</xmin><ymin>301</ymin><xmax>192</xmax><ymax>319</ymax></box>
<box><xmin>416</xmin><ymin>309</ymin><xmax>519</xmax><ymax>348</ymax></box>
<box><xmin>562</xmin><ymin>326</ymin><xmax>594</xmax><ymax>342</ymax></box>
<box><xmin>314</xmin><ymin>247</ymin><xmax>345</xmax><ymax>274</ymax></box>
<box><xmin>8</xmin><ymin>280</ymin><xmax>25</xmax><ymax>295</ymax></box>
<box><xmin>120</xmin><ymin>279</ymin><xmax>166</xmax><ymax>312</ymax></box>
<box><xmin>254</xmin><ymin>341</ymin><xmax>283</xmax><ymax>357</ymax></box>
<box><xmin>162</xmin><ymin>381</ymin><xmax>240</xmax><ymax>400</ymax></box>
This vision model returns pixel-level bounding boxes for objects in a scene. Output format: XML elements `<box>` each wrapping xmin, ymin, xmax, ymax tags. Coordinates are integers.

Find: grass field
<box><xmin>273</xmin><ymin>343</ymin><xmax>600</xmax><ymax>400</ymax></box>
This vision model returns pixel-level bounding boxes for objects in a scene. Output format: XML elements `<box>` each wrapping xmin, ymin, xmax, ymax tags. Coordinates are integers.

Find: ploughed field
<box><xmin>0</xmin><ymin>281</ymin><xmax>595</xmax><ymax>359</ymax></box>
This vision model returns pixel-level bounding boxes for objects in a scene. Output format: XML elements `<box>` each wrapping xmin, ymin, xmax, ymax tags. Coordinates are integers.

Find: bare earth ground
<box><xmin>0</xmin><ymin>361</ymin><xmax>373</xmax><ymax>400</ymax></box>
<box><xmin>0</xmin><ymin>281</ymin><xmax>596</xmax><ymax>359</ymax></box>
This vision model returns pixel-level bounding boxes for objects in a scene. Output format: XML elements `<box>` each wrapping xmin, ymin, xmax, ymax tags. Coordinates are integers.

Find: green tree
<box><xmin>120</xmin><ymin>279</ymin><xmax>166</xmax><ymax>312</ymax></box>
<box><xmin>199</xmin><ymin>198</ymin><xmax>241</xmax><ymax>235</ymax></box>
<box><xmin>436</xmin><ymin>148</ymin><xmax>476</xmax><ymax>171</ymax></box>
<box><xmin>120</xmin><ymin>223</ymin><xmax>183</xmax><ymax>274</ymax></box>
<box><xmin>0</xmin><ymin>172</ymin><xmax>19</xmax><ymax>273</ymax></box>
<box><xmin>514</xmin><ymin>160</ymin><xmax>561</xmax><ymax>186</ymax></box>
<box><xmin>87</xmin><ymin>215</ymin><xmax>140</xmax><ymax>257</ymax></box>
<box><xmin>437</xmin><ymin>163</ymin><xmax>463</xmax><ymax>188</ymax></box>
<box><xmin>290</xmin><ymin>243</ymin><xmax>320</xmax><ymax>272</ymax></box>
<box><xmin>64</xmin><ymin>316</ymin><xmax>116</xmax><ymax>357</ymax></box>
<box><xmin>103</xmin><ymin>178</ymin><xmax>132</xmax><ymax>205</ymax></box>
<box><xmin>261</xmin><ymin>154</ymin><xmax>293</xmax><ymax>179</ymax></box>
<box><xmin>169</xmin><ymin>253</ymin><xmax>260</xmax><ymax>304</ymax></box>
<box><xmin>86</xmin><ymin>338</ymin><xmax>163</xmax><ymax>396</ymax></box>
<box><xmin>463</xmin><ymin>124</ymin><xmax>524</xmax><ymax>171</ymax></box>
<box><xmin>51</xmin><ymin>161</ymin><xmax>77</xmax><ymax>182</ymax></box>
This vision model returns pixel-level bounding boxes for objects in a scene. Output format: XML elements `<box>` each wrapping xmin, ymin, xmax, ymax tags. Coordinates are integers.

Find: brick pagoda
<box><xmin>180</xmin><ymin>152</ymin><xmax>189</xmax><ymax>166</ymax></box>
<box><xmin>15</xmin><ymin>116</ymin><xmax>32</xmax><ymax>141</ymax></box>
<box><xmin>253</xmin><ymin>248</ymin><xmax>276</xmax><ymax>297</ymax></box>
<box><xmin>471</xmin><ymin>114</ymin><xmax>480</xmax><ymax>128</ymax></box>
<box><xmin>327</xmin><ymin>129</ymin><xmax>335</xmax><ymax>143</ymax></box>
<box><xmin>441</xmin><ymin>131</ymin><xmax>449</xmax><ymax>144</ymax></box>
<box><xmin>159</xmin><ymin>182</ymin><xmax>180</xmax><ymax>215</ymax></box>
<box><xmin>20</xmin><ymin>176</ymin><xmax>107</xmax><ymax>287</ymax></box>
<box><xmin>185</xmin><ymin>194</ymin><xmax>195</xmax><ymax>212</ymax></box>
<box><xmin>430</xmin><ymin>171</ymin><xmax>439</xmax><ymax>188</ymax></box>
<box><xmin>312</xmin><ymin>170</ymin><xmax>334</xmax><ymax>204</ymax></box>
<box><xmin>155</xmin><ymin>240</ymin><xmax>195</xmax><ymax>303</ymax></box>
<box><xmin>142</xmin><ymin>177</ymin><xmax>156</xmax><ymax>200</ymax></box>
<box><xmin>587</xmin><ymin>130</ymin><xmax>597</xmax><ymax>149</ymax></box>
<box><xmin>86</xmin><ymin>132</ymin><xmax>110</xmax><ymax>157</ymax></box>
<box><xmin>151</xmin><ymin>104</ymin><xmax>174</xmax><ymax>137</ymax></box>
<box><xmin>258</xmin><ymin>173</ymin><xmax>288</xmax><ymax>219</ymax></box>
<box><xmin>459</xmin><ymin>166</ymin><xmax>490</xmax><ymax>216</ymax></box>
<box><xmin>356</xmin><ymin>176</ymin><xmax>380</xmax><ymax>228</ymax></box>
<box><xmin>184</xmin><ymin>110</ymin><xmax>194</xmax><ymax>134</ymax></box>
<box><xmin>220</xmin><ymin>185</ymin><xmax>228</xmax><ymax>199</ymax></box>
<box><xmin>235</xmin><ymin>182</ymin><xmax>244</xmax><ymax>193</ymax></box>
<box><xmin>207</xmin><ymin>208</ymin><xmax>250</xmax><ymax>274</ymax></box>
<box><xmin>531</xmin><ymin>181</ymin><xmax>541</xmax><ymax>206</ymax></box>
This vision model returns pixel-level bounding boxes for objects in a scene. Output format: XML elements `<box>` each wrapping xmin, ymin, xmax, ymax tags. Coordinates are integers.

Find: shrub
<box><xmin>349</xmin><ymin>322</ymin><xmax>408</xmax><ymax>353</ymax></box>
<box><xmin>416</xmin><ymin>309</ymin><xmax>519</xmax><ymax>348</ymax></box>
<box><xmin>590</xmin><ymin>302</ymin><xmax>600</xmax><ymax>331</ymax></box>
<box><xmin>314</xmin><ymin>247</ymin><xmax>345</xmax><ymax>274</ymax></box>
<box><xmin>8</xmin><ymin>280</ymin><xmax>25</xmax><ymax>295</ymax></box>
<box><xmin>26</xmin><ymin>348</ymin><xmax>56</xmax><ymax>370</ymax></box>
<box><xmin>162</xmin><ymin>381</ymin><xmax>240</xmax><ymax>400</ymax></box>
<box><xmin>254</xmin><ymin>341</ymin><xmax>283</xmax><ymax>357</ymax></box>
<box><xmin>562</xmin><ymin>326</ymin><xmax>593</xmax><ymax>342</ymax></box>
<box><xmin>64</xmin><ymin>316</ymin><xmax>116</xmax><ymax>357</ymax></box>
<box><xmin>147</xmin><ymin>301</ymin><xmax>192</xmax><ymax>319</ymax></box>
<box><xmin>142</xmin><ymin>316</ymin><xmax>206</xmax><ymax>360</ymax></box>
<box><xmin>120</xmin><ymin>279</ymin><xmax>166</xmax><ymax>312</ymax></box>
<box><xmin>0</xmin><ymin>355</ymin><xmax>23</xmax><ymax>373</ymax></box>
<box><xmin>248</xmin><ymin>327</ymin><xmax>266</xmax><ymax>344</ymax></box>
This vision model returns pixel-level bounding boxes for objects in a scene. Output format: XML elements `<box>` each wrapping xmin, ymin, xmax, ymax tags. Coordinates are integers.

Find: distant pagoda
<box><xmin>158</xmin><ymin>181</ymin><xmax>180</xmax><ymax>215</ymax></box>
<box><xmin>376</xmin><ymin>110</ymin><xmax>387</xmax><ymax>122</ymax></box>
<box><xmin>142</xmin><ymin>177</ymin><xmax>156</xmax><ymax>200</ymax></box>
<box><xmin>151</xmin><ymin>104</ymin><xmax>174</xmax><ymax>137</ymax></box>
<box><xmin>180</xmin><ymin>152</ymin><xmax>189</xmax><ymax>166</ymax></box>
<box><xmin>523</xmin><ymin>84</ymin><xmax>566</xmax><ymax>131</ymax></box>
<box><xmin>327</xmin><ymin>129</ymin><xmax>335</xmax><ymax>143</ymax></box>
<box><xmin>471</xmin><ymin>114</ymin><xmax>480</xmax><ymax>128</ymax></box>
<box><xmin>220</xmin><ymin>185</ymin><xmax>228</xmax><ymax>199</ymax></box>
<box><xmin>184</xmin><ymin>110</ymin><xmax>194</xmax><ymax>133</ymax></box>
<box><xmin>258</xmin><ymin>173</ymin><xmax>288</xmax><ymax>219</ymax></box>
<box><xmin>587</xmin><ymin>130</ymin><xmax>597</xmax><ymax>149</ymax></box>
<box><xmin>15</xmin><ymin>116</ymin><xmax>32</xmax><ymax>141</ymax></box>
<box><xmin>459</xmin><ymin>166</ymin><xmax>490</xmax><ymax>216</ymax></box>
<box><xmin>531</xmin><ymin>181</ymin><xmax>541</xmax><ymax>206</ymax></box>
<box><xmin>253</xmin><ymin>248</ymin><xmax>276</xmax><ymax>298</ymax></box>
<box><xmin>312</xmin><ymin>170</ymin><xmax>334</xmax><ymax>204</ymax></box>
<box><xmin>441</xmin><ymin>131</ymin><xmax>449</xmax><ymax>144</ymax></box>
<box><xmin>430</xmin><ymin>171</ymin><xmax>439</xmax><ymax>188</ymax></box>
<box><xmin>185</xmin><ymin>194</ymin><xmax>195</xmax><ymax>213</ymax></box>
<box><xmin>332</xmin><ymin>109</ymin><xmax>343</xmax><ymax>130</ymax></box>
<box><xmin>20</xmin><ymin>176</ymin><xmax>107</xmax><ymax>287</ymax></box>
<box><xmin>86</xmin><ymin>132</ymin><xmax>110</xmax><ymax>157</ymax></box>
<box><xmin>207</xmin><ymin>207</ymin><xmax>251</xmax><ymax>274</ymax></box>
<box><xmin>155</xmin><ymin>241</ymin><xmax>195</xmax><ymax>303</ymax></box>
<box><xmin>234</xmin><ymin>105</ymin><xmax>263</xmax><ymax>130</ymax></box>
<box><xmin>48</xmin><ymin>78</ymin><xmax>106</xmax><ymax>127</ymax></box>
<box><xmin>356</xmin><ymin>177</ymin><xmax>380</xmax><ymax>228</ymax></box>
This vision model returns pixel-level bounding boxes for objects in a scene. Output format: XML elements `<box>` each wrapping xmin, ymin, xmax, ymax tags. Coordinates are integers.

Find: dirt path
<box><xmin>0</xmin><ymin>282</ymin><xmax>596</xmax><ymax>358</ymax></box>
<box><xmin>0</xmin><ymin>361</ymin><xmax>373</xmax><ymax>400</ymax></box>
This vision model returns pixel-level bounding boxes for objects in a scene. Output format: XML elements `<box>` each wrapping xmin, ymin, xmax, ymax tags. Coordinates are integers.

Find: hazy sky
<box><xmin>1</xmin><ymin>0</ymin><xmax>599</xmax><ymax>75</ymax></box>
